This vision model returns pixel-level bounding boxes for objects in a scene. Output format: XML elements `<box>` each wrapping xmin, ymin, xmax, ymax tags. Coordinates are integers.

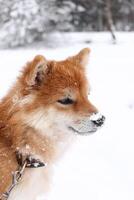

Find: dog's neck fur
<box><xmin>0</xmin><ymin>90</ymin><xmax>75</xmax><ymax>166</ymax></box>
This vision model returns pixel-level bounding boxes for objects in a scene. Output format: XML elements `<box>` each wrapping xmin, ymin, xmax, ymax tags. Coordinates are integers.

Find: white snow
<box><xmin>0</xmin><ymin>32</ymin><xmax>134</xmax><ymax>200</ymax></box>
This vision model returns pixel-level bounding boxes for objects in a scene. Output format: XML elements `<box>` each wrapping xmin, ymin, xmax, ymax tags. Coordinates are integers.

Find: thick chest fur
<box><xmin>0</xmin><ymin>127</ymin><xmax>74</xmax><ymax>199</ymax></box>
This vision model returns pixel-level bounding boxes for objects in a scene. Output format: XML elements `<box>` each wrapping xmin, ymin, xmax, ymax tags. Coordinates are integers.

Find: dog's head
<box><xmin>17</xmin><ymin>48</ymin><xmax>105</xmax><ymax>136</ymax></box>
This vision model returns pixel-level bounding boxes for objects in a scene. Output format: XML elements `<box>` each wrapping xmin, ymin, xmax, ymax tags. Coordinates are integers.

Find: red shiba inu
<box><xmin>0</xmin><ymin>48</ymin><xmax>105</xmax><ymax>200</ymax></box>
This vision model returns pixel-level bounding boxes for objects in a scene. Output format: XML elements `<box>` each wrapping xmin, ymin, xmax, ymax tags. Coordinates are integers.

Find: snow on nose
<box><xmin>90</xmin><ymin>113</ymin><xmax>105</xmax><ymax>127</ymax></box>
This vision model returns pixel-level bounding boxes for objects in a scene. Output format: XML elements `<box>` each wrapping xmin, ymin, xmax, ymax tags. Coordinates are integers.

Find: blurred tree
<box><xmin>104</xmin><ymin>0</ymin><xmax>116</xmax><ymax>42</ymax></box>
<box><xmin>0</xmin><ymin>0</ymin><xmax>58</xmax><ymax>47</ymax></box>
<box><xmin>0</xmin><ymin>0</ymin><xmax>41</xmax><ymax>47</ymax></box>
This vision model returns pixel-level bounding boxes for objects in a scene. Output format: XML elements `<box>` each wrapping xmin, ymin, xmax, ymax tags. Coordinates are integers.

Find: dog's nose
<box><xmin>90</xmin><ymin>113</ymin><xmax>105</xmax><ymax>127</ymax></box>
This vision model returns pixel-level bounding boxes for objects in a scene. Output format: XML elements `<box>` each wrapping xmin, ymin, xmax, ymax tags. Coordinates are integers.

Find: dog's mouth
<box><xmin>68</xmin><ymin>126</ymin><xmax>98</xmax><ymax>136</ymax></box>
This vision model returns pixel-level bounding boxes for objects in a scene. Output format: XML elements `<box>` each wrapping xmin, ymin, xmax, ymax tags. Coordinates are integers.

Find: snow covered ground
<box><xmin>0</xmin><ymin>32</ymin><xmax>134</xmax><ymax>200</ymax></box>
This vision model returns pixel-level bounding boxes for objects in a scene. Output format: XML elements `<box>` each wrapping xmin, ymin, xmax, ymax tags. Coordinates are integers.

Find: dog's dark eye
<box><xmin>57</xmin><ymin>98</ymin><xmax>74</xmax><ymax>105</ymax></box>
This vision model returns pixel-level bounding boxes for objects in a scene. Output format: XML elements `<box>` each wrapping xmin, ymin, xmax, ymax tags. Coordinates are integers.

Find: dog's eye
<box><xmin>57</xmin><ymin>98</ymin><xmax>74</xmax><ymax>105</ymax></box>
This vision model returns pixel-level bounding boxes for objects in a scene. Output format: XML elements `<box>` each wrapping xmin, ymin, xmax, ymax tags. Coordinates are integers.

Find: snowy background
<box><xmin>0</xmin><ymin>0</ymin><xmax>134</xmax><ymax>200</ymax></box>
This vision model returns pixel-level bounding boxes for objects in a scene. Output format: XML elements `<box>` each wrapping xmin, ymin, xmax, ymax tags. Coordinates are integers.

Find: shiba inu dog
<box><xmin>0</xmin><ymin>48</ymin><xmax>105</xmax><ymax>200</ymax></box>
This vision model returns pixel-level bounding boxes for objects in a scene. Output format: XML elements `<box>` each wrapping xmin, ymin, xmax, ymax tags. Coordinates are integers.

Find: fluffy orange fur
<box><xmin>0</xmin><ymin>48</ymin><xmax>98</xmax><ymax>197</ymax></box>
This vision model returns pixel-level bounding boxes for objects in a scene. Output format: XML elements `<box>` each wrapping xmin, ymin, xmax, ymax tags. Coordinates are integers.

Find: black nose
<box><xmin>91</xmin><ymin>115</ymin><xmax>105</xmax><ymax>127</ymax></box>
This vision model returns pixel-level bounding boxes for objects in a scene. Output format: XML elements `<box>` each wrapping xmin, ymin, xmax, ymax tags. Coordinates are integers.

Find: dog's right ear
<box><xmin>76</xmin><ymin>48</ymin><xmax>91</xmax><ymax>69</ymax></box>
<box><xmin>22</xmin><ymin>55</ymin><xmax>48</xmax><ymax>87</ymax></box>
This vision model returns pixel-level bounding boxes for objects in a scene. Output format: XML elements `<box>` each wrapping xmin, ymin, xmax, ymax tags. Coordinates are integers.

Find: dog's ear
<box><xmin>22</xmin><ymin>55</ymin><xmax>48</xmax><ymax>87</ymax></box>
<box><xmin>75</xmin><ymin>48</ymin><xmax>91</xmax><ymax>69</ymax></box>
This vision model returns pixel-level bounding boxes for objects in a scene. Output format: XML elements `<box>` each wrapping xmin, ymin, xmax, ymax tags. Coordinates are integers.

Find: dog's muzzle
<box><xmin>69</xmin><ymin>113</ymin><xmax>105</xmax><ymax>135</ymax></box>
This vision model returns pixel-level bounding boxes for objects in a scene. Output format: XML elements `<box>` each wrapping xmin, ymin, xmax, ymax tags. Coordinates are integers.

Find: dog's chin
<box><xmin>68</xmin><ymin>126</ymin><xmax>98</xmax><ymax>136</ymax></box>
